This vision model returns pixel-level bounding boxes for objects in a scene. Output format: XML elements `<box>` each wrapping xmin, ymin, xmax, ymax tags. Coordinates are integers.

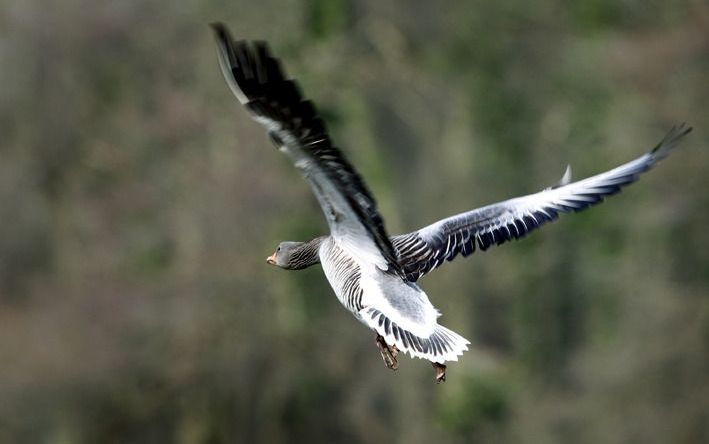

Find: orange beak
<box><xmin>266</xmin><ymin>252</ymin><xmax>277</xmax><ymax>265</ymax></box>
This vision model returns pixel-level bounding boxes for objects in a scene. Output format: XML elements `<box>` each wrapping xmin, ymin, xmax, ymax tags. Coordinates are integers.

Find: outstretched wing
<box><xmin>393</xmin><ymin>124</ymin><xmax>691</xmax><ymax>282</ymax></box>
<box><xmin>211</xmin><ymin>23</ymin><xmax>401</xmax><ymax>273</ymax></box>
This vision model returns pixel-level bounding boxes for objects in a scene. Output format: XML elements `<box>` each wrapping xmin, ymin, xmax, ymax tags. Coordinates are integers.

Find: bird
<box><xmin>210</xmin><ymin>22</ymin><xmax>691</xmax><ymax>383</ymax></box>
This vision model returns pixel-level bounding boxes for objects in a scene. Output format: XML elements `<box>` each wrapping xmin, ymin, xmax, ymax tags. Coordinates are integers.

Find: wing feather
<box><xmin>211</xmin><ymin>23</ymin><xmax>401</xmax><ymax>273</ymax></box>
<box><xmin>393</xmin><ymin>124</ymin><xmax>691</xmax><ymax>282</ymax></box>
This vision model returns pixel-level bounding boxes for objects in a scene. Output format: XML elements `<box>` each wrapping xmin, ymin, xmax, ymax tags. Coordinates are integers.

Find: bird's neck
<box><xmin>289</xmin><ymin>236</ymin><xmax>325</xmax><ymax>270</ymax></box>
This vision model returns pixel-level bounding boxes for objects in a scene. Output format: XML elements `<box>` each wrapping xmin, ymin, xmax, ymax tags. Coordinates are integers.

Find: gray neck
<box><xmin>288</xmin><ymin>237</ymin><xmax>325</xmax><ymax>270</ymax></box>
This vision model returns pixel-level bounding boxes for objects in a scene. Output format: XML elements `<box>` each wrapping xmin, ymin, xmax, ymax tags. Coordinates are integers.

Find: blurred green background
<box><xmin>1</xmin><ymin>0</ymin><xmax>708</xmax><ymax>443</ymax></box>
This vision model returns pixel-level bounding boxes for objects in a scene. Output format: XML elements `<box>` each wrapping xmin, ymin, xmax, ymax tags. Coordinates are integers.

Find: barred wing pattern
<box><xmin>211</xmin><ymin>23</ymin><xmax>401</xmax><ymax>274</ymax></box>
<box><xmin>393</xmin><ymin>124</ymin><xmax>691</xmax><ymax>282</ymax></box>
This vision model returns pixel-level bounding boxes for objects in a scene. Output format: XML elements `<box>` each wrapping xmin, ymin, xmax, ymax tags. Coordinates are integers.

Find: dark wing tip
<box><xmin>209</xmin><ymin>21</ymin><xmax>226</xmax><ymax>34</ymax></box>
<box><xmin>210</xmin><ymin>23</ymin><xmax>287</xmax><ymax>107</ymax></box>
<box><xmin>650</xmin><ymin>123</ymin><xmax>692</xmax><ymax>160</ymax></box>
<box><xmin>209</xmin><ymin>22</ymin><xmax>234</xmax><ymax>55</ymax></box>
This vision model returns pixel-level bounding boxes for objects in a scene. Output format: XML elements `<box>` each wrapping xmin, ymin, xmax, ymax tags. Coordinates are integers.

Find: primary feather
<box><xmin>392</xmin><ymin>124</ymin><xmax>691</xmax><ymax>282</ymax></box>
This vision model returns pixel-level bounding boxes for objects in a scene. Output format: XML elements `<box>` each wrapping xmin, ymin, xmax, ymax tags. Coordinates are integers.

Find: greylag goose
<box><xmin>210</xmin><ymin>22</ymin><xmax>691</xmax><ymax>383</ymax></box>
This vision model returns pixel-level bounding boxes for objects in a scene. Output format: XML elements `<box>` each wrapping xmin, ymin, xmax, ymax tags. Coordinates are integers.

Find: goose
<box><xmin>210</xmin><ymin>22</ymin><xmax>691</xmax><ymax>383</ymax></box>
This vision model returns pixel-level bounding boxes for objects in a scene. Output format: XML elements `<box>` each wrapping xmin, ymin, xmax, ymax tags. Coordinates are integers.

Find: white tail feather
<box><xmin>362</xmin><ymin>307</ymin><xmax>470</xmax><ymax>363</ymax></box>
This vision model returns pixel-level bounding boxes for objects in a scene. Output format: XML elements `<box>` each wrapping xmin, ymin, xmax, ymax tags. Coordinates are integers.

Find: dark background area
<box><xmin>1</xmin><ymin>0</ymin><xmax>708</xmax><ymax>442</ymax></box>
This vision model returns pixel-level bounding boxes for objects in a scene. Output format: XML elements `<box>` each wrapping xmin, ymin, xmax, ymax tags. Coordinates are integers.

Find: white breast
<box><xmin>319</xmin><ymin>238</ymin><xmax>365</xmax><ymax>313</ymax></box>
<box><xmin>320</xmin><ymin>238</ymin><xmax>440</xmax><ymax>337</ymax></box>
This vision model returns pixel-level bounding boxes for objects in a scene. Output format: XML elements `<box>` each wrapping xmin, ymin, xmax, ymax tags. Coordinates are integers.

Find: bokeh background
<box><xmin>1</xmin><ymin>0</ymin><xmax>708</xmax><ymax>442</ymax></box>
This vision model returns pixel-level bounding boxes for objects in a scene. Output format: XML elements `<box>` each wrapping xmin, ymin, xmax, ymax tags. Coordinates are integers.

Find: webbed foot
<box><xmin>432</xmin><ymin>362</ymin><xmax>446</xmax><ymax>383</ymax></box>
<box><xmin>375</xmin><ymin>333</ymin><xmax>399</xmax><ymax>371</ymax></box>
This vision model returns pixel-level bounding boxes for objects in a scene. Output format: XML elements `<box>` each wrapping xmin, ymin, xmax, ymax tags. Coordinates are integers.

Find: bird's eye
<box><xmin>277</xmin><ymin>246</ymin><xmax>281</xmax><ymax>252</ymax></box>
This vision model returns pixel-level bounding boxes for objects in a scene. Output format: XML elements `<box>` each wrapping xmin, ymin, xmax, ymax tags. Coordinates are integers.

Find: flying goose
<box><xmin>210</xmin><ymin>23</ymin><xmax>691</xmax><ymax>383</ymax></box>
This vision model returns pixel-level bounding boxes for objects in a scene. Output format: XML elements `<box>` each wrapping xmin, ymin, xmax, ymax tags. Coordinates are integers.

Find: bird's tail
<box><xmin>423</xmin><ymin>324</ymin><xmax>470</xmax><ymax>364</ymax></box>
<box><xmin>364</xmin><ymin>306</ymin><xmax>470</xmax><ymax>364</ymax></box>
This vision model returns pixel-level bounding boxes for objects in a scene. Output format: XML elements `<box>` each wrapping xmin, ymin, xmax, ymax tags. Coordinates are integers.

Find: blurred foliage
<box><xmin>306</xmin><ymin>0</ymin><xmax>352</xmax><ymax>40</ymax></box>
<box><xmin>1</xmin><ymin>0</ymin><xmax>708</xmax><ymax>443</ymax></box>
<box><xmin>436</xmin><ymin>373</ymin><xmax>509</xmax><ymax>436</ymax></box>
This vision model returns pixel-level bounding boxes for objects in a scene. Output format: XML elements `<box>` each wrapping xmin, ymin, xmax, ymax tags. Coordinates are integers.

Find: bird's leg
<box><xmin>374</xmin><ymin>332</ymin><xmax>399</xmax><ymax>371</ymax></box>
<box><xmin>432</xmin><ymin>362</ymin><xmax>446</xmax><ymax>383</ymax></box>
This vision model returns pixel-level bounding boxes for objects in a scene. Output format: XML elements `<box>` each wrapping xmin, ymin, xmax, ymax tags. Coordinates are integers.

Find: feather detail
<box><xmin>362</xmin><ymin>307</ymin><xmax>470</xmax><ymax>363</ymax></box>
<box><xmin>393</xmin><ymin>124</ymin><xmax>691</xmax><ymax>282</ymax></box>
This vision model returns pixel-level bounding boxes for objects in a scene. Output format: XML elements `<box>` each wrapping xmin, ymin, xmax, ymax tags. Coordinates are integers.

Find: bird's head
<box><xmin>266</xmin><ymin>241</ymin><xmax>300</xmax><ymax>269</ymax></box>
<box><xmin>266</xmin><ymin>241</ymin><xmax>321</xmax><ymax>270</ymax></box>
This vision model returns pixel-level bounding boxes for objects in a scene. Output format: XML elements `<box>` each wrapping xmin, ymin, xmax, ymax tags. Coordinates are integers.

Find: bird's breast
<box><xmin>320</xmin><ymin>238</ymin><xmax>365</xmax><ymax>313</ymax></box>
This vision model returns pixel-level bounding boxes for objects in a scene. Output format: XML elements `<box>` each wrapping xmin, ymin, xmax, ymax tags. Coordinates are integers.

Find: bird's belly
<box><xmin>320</xmin><ymin>239</ymin><xmax>439</xmax><ymax>335</ymax></box>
